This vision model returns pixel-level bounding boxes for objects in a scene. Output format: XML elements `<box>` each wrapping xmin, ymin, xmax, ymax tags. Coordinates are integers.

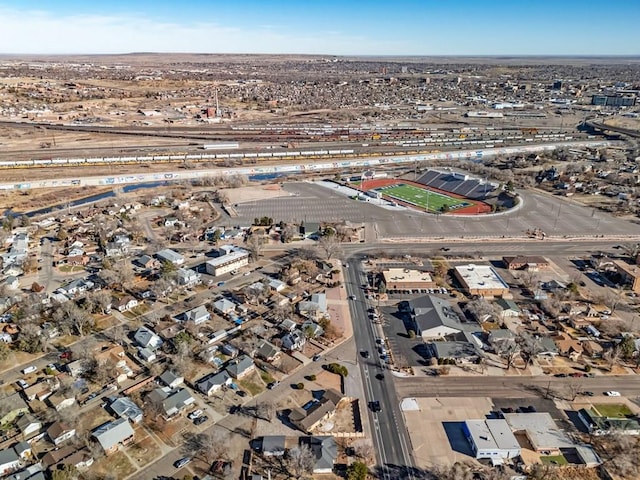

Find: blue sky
<box><xmin>0</xmin><ymin>0</ymin><xmax>638</xmax><ymax>55</ymax></box>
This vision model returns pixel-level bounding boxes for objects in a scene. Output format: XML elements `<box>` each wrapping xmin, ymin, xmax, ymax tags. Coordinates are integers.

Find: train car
<box><xmin>202</xmin><ymin>143</ymin><xmax>239</xmax><ymax>150</ymax></box>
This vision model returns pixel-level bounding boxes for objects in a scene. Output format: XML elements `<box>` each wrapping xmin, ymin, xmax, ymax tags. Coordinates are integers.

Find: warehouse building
<box><xmin>454</xmin><ymin>264</ymin><xmax>510</xmax><ymax>298</ymax></box>
<box><xmin>463</xmin><ymin>419</ymin><xmax>521</xmax><ymax>461</ymax></box>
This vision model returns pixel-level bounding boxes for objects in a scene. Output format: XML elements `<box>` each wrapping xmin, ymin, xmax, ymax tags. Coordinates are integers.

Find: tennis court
<box><xmin>374</xmin><ymin>183</ymin><xmax>471</xmax><ymax>213</ymax></box>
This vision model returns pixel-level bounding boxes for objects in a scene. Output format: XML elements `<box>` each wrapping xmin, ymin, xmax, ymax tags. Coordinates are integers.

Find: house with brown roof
<box><xmin>553</xmin><ymin>333</ymin><xmax>583</xmax><ymax>360</ymax></box>
<box><xmin>289</xmin><ymin>389</ymin><xmax>346</xmax><ymax>434</ymax></box>
<box><xmin>582</xmin><ymin>340</ymin><xmax>604</xmax><ymax>358</ymax></box>
<box><xmin>503</xmin><ymin>256</ymin><xmax>550</xmax><ymax>270</ymax></box>
<box><xmin>47</xmin><ymin>421</ymin><xmax>76</xmax><ymax>445</ymax></box>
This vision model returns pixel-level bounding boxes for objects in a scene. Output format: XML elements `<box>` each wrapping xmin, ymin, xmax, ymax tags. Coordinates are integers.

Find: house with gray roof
<box><xmin>405</xmin><ymin>295</ymin><xmax>471</xmax><ymax>340</ymax></box>
<box><xmin>155</xmin><ymin>249</ymin><xmax>184</xmax><ymax>266</ymax></box>
<box><xmin>183</xmin><ymin>305</ymin><xmax>210</xmax><ymax>325</ymax></box>
<box><xmin>298</xmin><ymin>293</ymin><xmax>328</xmax><ymax>320</ymax></box>
<box><xmin>226</xmin><ymin>355</ymin><xmax>255</xmax><ymax>379</ymax></box>
<box><xmin>299</xmin><ymin>436</ymin><xmax>337</xmax><ymax>474</ymax></box>
<box><xmin>0</xmin><ymin>393</ymin><xmax>29</xmax><ymax>425</ymax></box>
<box><xmin>108</xmin><ymin>397</ymin><xmax>144</xmax><ymax>424</ymax></box>
<box><xmin>0</xmin><ymin>448</ymin><xmax>20</xmax><ymax>476</ymax></box>
<box><xmin>133</xmin><ymin>326</ymin><xmax>163</xmax><ymax>350</ymax></box>
<box><xmin>176</xmin><ymin>268</ymin><xmax>201</xmax><ymax>287</ymax></box>
<box><xmin>158</xmin><ymin>370</ymin><xmax>183</xmax><ymax>389</ymax></box>
<box><xmin>213</xmin><ymin>298</ymin><xmax>236</xmax><ymax>316</ymax></box>
<box><xmin>147</xmin><ymin>387</ymin><xmax>194</xmax><ymax>419</ymax></box>
<box><xmin>259</xmin><ymin>436</ymin><xmax>286</xmax><ymax>457</ymax></box>
<box><xmin>91</xmin><ymin>418</ymin><xmax>135</xmax><ymax>455</ymax></box>
<box><xmin>256</xmin><ymin>341</ymin><xmax>280</xmax><ymax>362</ymax></box>
<box><xmin>282</xmin><ymin>329</ymin><xmax>306</xmax><ymax>352</ymax></box>
<box><xmin>197</xmin><ymin>371</ymin><xmax>232</xmax><ymax>396</ymax></box>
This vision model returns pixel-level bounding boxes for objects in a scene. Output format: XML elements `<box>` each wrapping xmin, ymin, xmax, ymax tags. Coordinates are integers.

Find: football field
<box><xmin>374</xmin><ymin>183</ymin><xmax>471</xmax><ymax>213</ymax></box>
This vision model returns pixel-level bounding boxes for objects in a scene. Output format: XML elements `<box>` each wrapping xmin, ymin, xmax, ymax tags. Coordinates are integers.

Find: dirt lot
<box><xmin>401</xmin><ymin>397</ymin><xmax>494</xmax><ymax>468</ymax></box>
<box><xmin>222</xmin><ymin>184</ymin><xmax>291</xmax><ymax>204</ymax></box>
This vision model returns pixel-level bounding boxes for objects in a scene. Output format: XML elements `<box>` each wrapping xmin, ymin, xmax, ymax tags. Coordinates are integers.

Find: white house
<box><xmin>183</xmin><ymin>305</ymin><xmax>210</xmax><ymax>325</ymax></box>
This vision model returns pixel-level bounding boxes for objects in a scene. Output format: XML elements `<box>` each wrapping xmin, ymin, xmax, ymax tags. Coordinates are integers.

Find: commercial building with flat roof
<box><xmin>382</xmin><ymin>268</ymin><xmax>436</xmax><ymax>292</ymax></box>
<box><xmin>454</xmin><ymin>264</ymin><xmax>509</xmax><ymax>298</ymax></box>
<box><xmin>613</xmin><ymin>259</ymin><xmax>640</xmax><ymax>293</ymax></box>
<box><xmin>503</xmin><ymin>413</ymin><xmax>573</xmax><ymax>453</ymax></box>
<box><xmin>205</xmin><ymin>246</ymin><xmax>249</xmax><ymax>277</ymax></box>
<box><xmin>463</xmin><ymin>419</ymin><xmax>521</xmax><ymax>460</ymax></box>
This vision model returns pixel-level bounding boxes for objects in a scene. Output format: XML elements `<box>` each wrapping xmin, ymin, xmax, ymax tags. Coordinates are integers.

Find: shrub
<box><xmin>408</xmin><ymin>330</ymin><xmax>416</xmax><ymax>339</ymax></box>
<box><xmin>346</xmin><ymin>461</ymin><xmax>368</xmax><ymax>480</ymax></box>
<box><xmin>296</xmin><ymin>382</ymin><xmax>304</xmax><ymax>390</ymax></box>
<box><xmin>308</xmin><ymin>374</ymin><xmax>316</xmax><ymax>381</ymax></box>
<box><xmin>326</xmin><ymin>363</ymin><xmax>348</xmax><ymax>378</ymax></box>
<box><xmin>584</xmin><ymin>364</ymin><xmax>592</xmax><ymax>373</ymax></box>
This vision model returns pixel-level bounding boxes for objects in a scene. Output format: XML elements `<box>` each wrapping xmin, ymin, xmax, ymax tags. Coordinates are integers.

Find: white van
<box><xmin>21</xmin><ymin>365</ymin><xmax>37</xmax><ymax>375</ymax></box>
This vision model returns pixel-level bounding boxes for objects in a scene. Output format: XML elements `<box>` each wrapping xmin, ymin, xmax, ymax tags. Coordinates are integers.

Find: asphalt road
<box><xmin>393</xmin><ymin>374</ymin><xmax>640</xmax><ymax>400</ymax></box>
<box><xmin>345</xmin><ymin>257</ymin><xmax>416</xmax><ymax>480</ymax></box>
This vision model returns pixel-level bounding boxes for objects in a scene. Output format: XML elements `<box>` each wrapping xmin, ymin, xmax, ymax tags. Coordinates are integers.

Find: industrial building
<box><xmin>382</xmin><ymin>268</ymin><xmax>436</xmax><ymax>292</ymax></box>
<box><xmin>591</xmin><ymin>94</ymin><xmax>636</xmax><ymax>107</ymax></box>
<box><xmin>453</xmin><ymin>264</ymin><xmax>510</xmax><ymax>298</ymax></box>
<box><xmin>463</xmin><ymin>419</ymin><xmax>521</xmax><ymax>461</ymax></box>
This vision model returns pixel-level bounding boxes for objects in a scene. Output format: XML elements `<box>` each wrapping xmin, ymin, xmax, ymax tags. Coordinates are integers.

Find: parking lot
<box><xmin>230</xmin><ymin>181</ymin><xmax>640</xmax><ymax>239</ymax></box>
<box><xmin>401</xmin><ymin>397</ymin><xmax>494</xmax><ymax>468</ymax></box>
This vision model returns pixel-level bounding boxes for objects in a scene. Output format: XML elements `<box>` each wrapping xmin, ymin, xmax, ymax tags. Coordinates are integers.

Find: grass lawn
<box><xmin>239</xmin><ymin>371</ymin><xmax>266</xmax><ymax>396</ymax></box>
<box><xmin>374</xmin><ymin>183</ymin><xmax>470</xmax><ymax>213</ymax></box>
<box><xmin>540</xmin><ymin>454</ymin><xmax>568</xmax><ymax>466</ymax></box>
<box><xmin>259</xmin><ymin>370</ymin><xmax>275</xmax><ymax>385</ymax></box>
<box><xmin>593</xmin><ymin>404</ymin><xmax>634</xmax><ymax>418</ymax></box>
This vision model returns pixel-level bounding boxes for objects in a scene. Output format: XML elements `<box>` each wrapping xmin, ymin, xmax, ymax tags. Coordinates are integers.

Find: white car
<box><xmin>604</xmin><ymin>391</ymin><xmax>621</xmax><ymax>397</ymax></box>
<box><xmin>187</xmin><ymin>409</ymin><xmax>203</xmax><ymax>420</ymax></box>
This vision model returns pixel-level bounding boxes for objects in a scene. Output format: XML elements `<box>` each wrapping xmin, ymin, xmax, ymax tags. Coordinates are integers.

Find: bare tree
<box><xmin>565</xmin><ymin>379</ymin><xmax>584</xmax><ymax>401</ymax></box>
<box><xmin>317</xmin><ymin>233</ymin><xmax>341</xmax><ymax>260</ymax></box>
<box><xmin>245</xmin><ymin>234</ymin><xmax>266</xmax><ymax>261</ymax></box>
<box><xmin>427</xmin><ymin>462</ymin><xmax>474</xmax><ymax>480</ymax></box>
<box><xmin>520</xmin><ymin>270</ymin><xmax>540</xmax><ymax>290</ymax></box>
<box><xmin>352</xmin><ymin>440</ymin><xmax>375</xmax><ymax>466</ymax></box>
<box><xmin>496</xmin><ymin>342</ymin><xmax>520</xmax><ymax>370</ymax></box>
<box><xmin>465</xmin><ymin>298</ymin><xmax>496</xmax><ymax>323</ymax></box>
<box><xmin>52</xmin><ymin>302</ymin><xmax>94</xmax><ymax>337</ymax></box>
<box><xmin>181</xmin><ymin>430</ymin><xmax>231</xmax><ymax>464</ymax></box>
<box><xmin>284</xmin><ymin>444</ymin><xmax>315</xmax><ymax>479</ymax></box>
<box><xmin>256</xmin><ymin>401</ymin><xmax>276</xmax><ymax>422</ymax></box>
<box><xmin>516</xmin><ymin>332</ymin><xmax>543</xmax><ymax>367</ymax></box>
<box><xmin>621</xmin><ymin>242</ymin><xmax>640</xmax><ymax>259</ymax></box>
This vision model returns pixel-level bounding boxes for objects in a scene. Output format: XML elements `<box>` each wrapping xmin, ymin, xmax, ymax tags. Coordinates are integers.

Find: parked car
<box><xmin>21</xmin><ymin>365</ymin><xmax>37</xmax><ymax>375</ymax></box>
<box><xmin>187</xmin><ymin>409</ymin><xmax>203</xmax><ymax>420</ymax></box>
<box><xmin>193</xmin><ymin>416</ymin><xmax>208</xmax><ymax>425</ymax></box>
<box><xmin>17</xmin><ymin>379</ymin><xmax>29</xmax><ymax>389</ymax></box>
<box><xmin>604</xmin><ymin>391</ymin><xmax>621</xmax><ymax>397</ymax></box>
<box><xmin>236</xmin><ymin>390</ymin><xmax>247</xmax><ymax>397</ymax></box>
<box><xmin>174</xmin><ymin>457</ymin><xmax>191</xmax><ymax>469</ymax></box>
<box><xmin>312</xmin><ymin>354</ymin><xmax>321</xmax><ymax>362</ymax></box>
<box><xmin>267</xmin><ymin>381</ymin><xmax>280</xmax><ymax>390</ymax></box>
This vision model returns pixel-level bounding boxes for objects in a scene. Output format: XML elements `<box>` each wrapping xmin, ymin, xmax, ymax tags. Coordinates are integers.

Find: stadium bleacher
<box><xmin>416</xmin><ymin>169</ymin><xmax>497</xmax><ymax>200</ymax></box>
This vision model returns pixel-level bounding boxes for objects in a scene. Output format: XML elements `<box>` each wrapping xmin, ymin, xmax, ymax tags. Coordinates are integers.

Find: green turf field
<box><xmin>375</xmin><ymin>183</ymin><xmax>471</xmax><ymax>213</ymax></box>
